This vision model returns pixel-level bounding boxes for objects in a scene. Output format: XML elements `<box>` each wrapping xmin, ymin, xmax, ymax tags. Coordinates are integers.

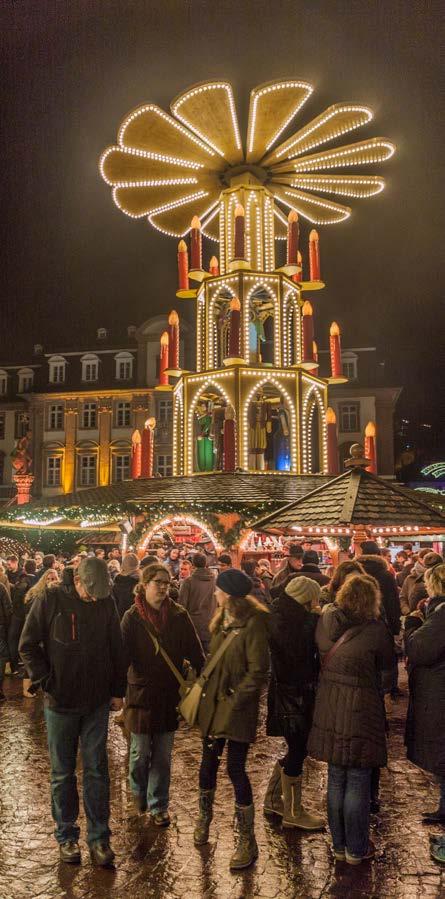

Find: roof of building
<box><xmin>252</xmin><ymin>468</ymin><xmax>445</xmax><ymax>533</ymax></box>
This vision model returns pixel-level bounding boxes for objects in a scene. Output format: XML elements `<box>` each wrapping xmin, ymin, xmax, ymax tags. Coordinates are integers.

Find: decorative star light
<box><xmin>100</xmin><ymin>79</ymin><xmax>395</xmax><ymax>237</ymax></box>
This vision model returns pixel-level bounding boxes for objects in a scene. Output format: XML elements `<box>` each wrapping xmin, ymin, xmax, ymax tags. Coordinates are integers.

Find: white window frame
<box><xmin>341</xmin><ymin>352</ymin><xmax>358</xmax><ymax>381</ymax></box>
<box><xmin>48</xmin><ymin>404</ymin><xmax>64</xmax><ymax>430</ymax></box>
<box><xmin>158</xmin><ymin>399</ymin><xmax>172</xmax><ymax>423</ymax></box>
<box><xmin>113</xmin><ymin>453</ymin><xmax>130</xmax><ymax>483</ymax></box>
<box><xmin>48</xmin><ymin>356</ymin><xmax>66</xmax><ymax>384</ymax></box>
<box><xmin>115</xmin><ymin>401</ymin><xmax>131</xmax><ymax>428</ymax></box>
<box><xmin>114</xmin><ymin>352</ymin><xmax>133</xmax><ymax>381</ymax></box>
<box><xmin>82</xmin><ymin>402</ymin><xmax>97</xmax><ymax>429</ymax></box>
<box><xmin>157</xmin><ymin>454</ymin><xmax>172</xmax><ymax>477</ymax></box>
<box><xmin>46</xmin><ymin>456</ymin><xmax>62</xmax><ymax>486</ymax></box>
<box><xmin>81</xmin><ymin>354</ymin><xmax>99</xmax><ymax>383</ymax></box>
<box><xmin>18</xmin><ymin>368</ymin><xmax>34</xmax><ymax>393</ymax></box>
<box><xmin>339</xmin><ymin>402</ymin><xmax>361</xmax><ymax>433</ymax></box>
<box><xmin>78</xmin><ymin>454</ymin><xmax>97</xmax><ymax>486</ymax></box>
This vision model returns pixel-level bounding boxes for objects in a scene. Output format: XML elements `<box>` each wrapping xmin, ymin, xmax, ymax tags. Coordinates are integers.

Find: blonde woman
<box><xmin>405</xmin><ymin>563</ymin><xmax>445</xmax><ymax>835</ymax></box>
<box><xmin>22</xmin><ymin>569</ymin><xmax>60</xmax><ymax>697</ymax></box>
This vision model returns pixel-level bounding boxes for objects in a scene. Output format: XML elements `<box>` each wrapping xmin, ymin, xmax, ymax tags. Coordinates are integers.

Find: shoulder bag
<box><xmin>138</xmin><ymin>616</ymin><xmax>240</xmax><ymax>725</ymax></box>
<box><xmin>321</xmin><ymin>624</ymin><xmax>367</xmax><ymax>670</ymax></box>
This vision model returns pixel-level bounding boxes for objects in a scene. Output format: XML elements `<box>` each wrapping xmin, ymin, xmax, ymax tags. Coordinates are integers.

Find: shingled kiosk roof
<box><xmin>252</xmin><ymin>468</ymin><xmax>445</xmax><ymax>534</ymax></box>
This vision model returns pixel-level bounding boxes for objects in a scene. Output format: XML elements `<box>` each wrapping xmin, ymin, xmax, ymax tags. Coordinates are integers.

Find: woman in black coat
<box><xmin>265</xmin><ymin>575</ymin><xmax>324</xmax><ymax>830</ymax></box>
<box><xmin>121</xmin><ymin>564</ymin><xmax>204</xmax><ymax>826</ymax></box>
<box><xmin>405</xmin><ymin>563</ymin><xmax>445</xmax><ymax>825</ymax></box>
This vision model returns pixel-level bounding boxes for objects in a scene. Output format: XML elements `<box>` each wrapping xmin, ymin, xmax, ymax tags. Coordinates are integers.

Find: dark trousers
<box><xmin>199</xmin><ymin>737</ymin><xmax>252</xmax><ymax>806</ymax></box>
<box><xmin>8</xmin><ymin>615</ymin><xmax>24</xmax><ymax>671</ymax></box>
<box><xmin>282</xmin><ymin>732</ymin><xmax>308</xmax><ymax>777</ymax></box>
<box><xmin>0</xmin><ymin>631</ymin><xmax>9</xmax><ymax>681</ymax></box>
<box><xmin>44</xmin><ymin>702</ymin><xmax>111</xmax><ymax>846</ymax></box>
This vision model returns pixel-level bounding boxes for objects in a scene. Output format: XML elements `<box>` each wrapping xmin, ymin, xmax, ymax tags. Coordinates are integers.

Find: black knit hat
<box><xmin>216</xmin><ymin>568</ymin><xmax>253</xmax><ymax>597</ymax></box>
<box><xmin>360</xmin><ymin>541</ymin><xmax>381</xmax><ymax>555</ymax></box>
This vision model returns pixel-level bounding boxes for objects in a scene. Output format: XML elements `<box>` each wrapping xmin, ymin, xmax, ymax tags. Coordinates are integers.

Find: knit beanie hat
<box><xmin>360</xmin><ymin>541</ymin><xmax>381</xmax><ymax>555</ymax></box>
<box><xmin>285</xmin><ymin>575</ymin><xmax>321</xmax><ymax>606</ymax></box>
<box><xmin>121</xmin><ymin>552</ymin><xmax>140</xmax><ymax>575</ymax></box>
<box><xmin>216</xmin><ymin>567</ymin><xmax>253</xmax><ymax>598</ymax></box>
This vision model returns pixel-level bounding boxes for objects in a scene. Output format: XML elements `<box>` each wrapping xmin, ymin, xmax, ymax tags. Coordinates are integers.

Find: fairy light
<box><xmin>118</xmin><ymin>103</ymin><xmax>216</xmax><ymax>158</ymax></box>
<box><xmin>140</xmin><ymin>513</ymin><xmax>222</xmax><ymax>551</ymax></box>
<box><xmin>283</xmin><ymin>138</ymin><xmax>396</xmax><ymax>173</ymax></box>
<box><xmin>171</xmin><ymin>82</ymin><xmax>242</xmax><ymax>155</ymax></box>
<box><xmin>226</xmin><ymin>193</ymin><xmax>239</xmax><ymax>263</ymax></box>
<box><xmin>288</xmin><ymin>175</ymin><xmax>385</xmax><ymax>198</ymax></box>
<box><xmin>219</xmin><ymin>200</ymin><xmax>226</xmax><ymax>273</ymax></box>
<box><xmin>112</xmin><ymin>182</ymin><xmax>199</xmax><ymax>220</ymax></box>
<box><xmin>208</xmin><ymin>281</ymin><xmax>237</xmax><ymax>368</ymax></box>
<box><xmin>172</xmin><ymin>384</ymin><xmax>184</xmax><ymax>475</ymax></box>
<box><xmin>276</xmin><ymin>190</ymin><xmax>350</xmax><ymax>225</ymax></box>
<box><xmin>196</xmin><ymin>289</ymin><xmax>205</xmax><ymax>372</ymax></box>
<box><xmin>247</xmin><ymin>80</ymin><xmax>313</xmax><ymax>155</ymax></box>
<box><xmin>148</xmin><ymin>192</ymin><xmax>215</xmax><ymax>237</ymax></box>
<box><xmin>274</xmin><ymin>206</ymin><xmax>290</xmax><ymax>240</ymax></box>
<box><xmin>201</xmin><ymin>204</ymin><xmax>220</xmax><ymax>242</ymax></box>
<box><xmin>271</xmin><ymin>104</ymin><xmax>373</xmax><ymax>160</ymax></box>
<box><xmin>264</xmin><ymin>196</ymin><xmax>275</xmax><ymax>271</ymax></box>
<box><xmin>241</xmin><ymin>372</ymin><xmax>297</xmax><ymax>472</ymax></box>
<box><xmin>187</xmin><ymin>376</ymin><xmax>232</xmax><ymax>475</ymax></box>
<box><xmin>99</xmin><ymin>146</ymin><xmax>204</xmax><ymax>185</ymax></box>
<box><xmin>301</xmin><ymin>380</ymin><xmax>328</xmax><ymax>473</ymax></box>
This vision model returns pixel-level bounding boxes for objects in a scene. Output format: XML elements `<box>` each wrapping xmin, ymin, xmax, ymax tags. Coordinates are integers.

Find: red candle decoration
<box><xmin>190</xmin><ymin>215</ymin><xmax>202</xmax><ymax>270</ymax></box>
<box><xmin>234</xmin><ymin>204</ymin><xmax>245</xmax><ymax>259</ymax></box>
<box><xmin>329</xmin><ymin>322</ymin><xmax>343</xmax><ymax>378</ymax></box>
<box><xmin>177</xmin><ymin>239</ymin><xmax>189</xmax><ymax>289</ymax></box>
<box><xmin>365</xmin><ymin>421</ymin><xmax>377</xmax><ymax>474</ymax></box>
<box><xmin>131</xmin><ymin>429</ymin><xmax>142</xmax><ymax>479</ymax></box>
<box><xmin>293</xmin><ymin>250</ymin><xmax>303</xmax><ymax>284</ymax></box>
<box><xmin>228</xmin><ymin>297</ymin><xmax>241</xmax><ymax>358</ymax></box>
<box><xmin>309</xmin><ymin>229</ymin><xmax>320</xmax><ymax>281</ymax></box>
<box><xmin>159</xmin><ymin>331</ymin><xmax>169</xmax><ymax>386</ymax></box>
<box><xmin>141</xmin><ymin>417</ymin><xmax>156</xmax><ymax>478</ymax></box>
<box><xmin>209</xmin><ymin>255</ymin><xmax>219</xmax><ymax>276</ymax></box>
<box><xmin>223</xmin><ymin>405</ymin><xmax>236</xmax><ymax>471</ymax></box>
<box><xmin>326</xmin><ymin>407</ymin><xmax>339</xmax><ymax>475</ymax></box>
<box><xmin>168</xmin><ymin>310</ymin><xmax>179</xmax><ymax>371</ymax></box>
<box><xmin>302</xmin><ymin>300</ymin><xmax>314</xmax><ymax>362</ymax></box>
<box><xmin>287</xmin><ymin>210</ymin><xmax>299</xmax><ymax>265</ymax></box>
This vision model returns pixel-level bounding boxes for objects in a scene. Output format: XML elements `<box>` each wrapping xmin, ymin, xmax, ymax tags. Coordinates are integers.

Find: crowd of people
<box><xmin>0</xmin><ymin>537</ymin><xmax>443</xmax><ymax>871</ymax></box>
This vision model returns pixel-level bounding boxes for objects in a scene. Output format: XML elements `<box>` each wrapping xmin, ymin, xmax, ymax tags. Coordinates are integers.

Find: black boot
<box><xmin>90</xmin><ymin>842</ymin><xmax>115</xmax><ymax>866</ymax></box>
<box><xmin>194</xmin><ymin>789</ymin><xmax>215</xmax><ymax>845</ymax></box>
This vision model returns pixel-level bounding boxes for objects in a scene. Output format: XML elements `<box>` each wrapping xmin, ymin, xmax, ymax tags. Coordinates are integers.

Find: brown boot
<box><xmin>263</xmin><ymin>760</ymin><xmax>283</xmax><ymax>817</ymax></box>
<box><xmin>229</xmin><ymin>804</ymin><xmax>258</xmax><ymax>870</ymax></box>
<box><xmin>281</xmin><ymin>770</ymin><xmax>324</xmax><ymax>831</ymax></box>
<box><xmin>194</xmin><ymin>789</ymin><xmax>215</xmax><ymax>845</ymax></box>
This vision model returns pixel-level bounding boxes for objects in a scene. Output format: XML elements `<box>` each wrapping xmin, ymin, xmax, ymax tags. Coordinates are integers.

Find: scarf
<box><xmin>135</xmin><ymin>592</ymin><xmax>170</xmax><ymax>633</ymax></box>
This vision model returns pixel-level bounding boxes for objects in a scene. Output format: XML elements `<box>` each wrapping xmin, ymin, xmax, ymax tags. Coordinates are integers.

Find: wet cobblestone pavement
<box><xmin>1</xmin><ymin>668</ymin><xmax>444</xmax><ymax>898</ymax></box>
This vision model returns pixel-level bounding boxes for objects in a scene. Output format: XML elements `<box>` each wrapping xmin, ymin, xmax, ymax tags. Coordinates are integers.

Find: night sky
<box><xmin>2</xmin><ymin>1</ymin><xmax>444</xmax><ymax>441</ymax></box>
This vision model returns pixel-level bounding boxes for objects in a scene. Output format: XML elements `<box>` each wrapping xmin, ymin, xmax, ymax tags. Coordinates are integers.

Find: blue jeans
<box><xmin>44</xmin><ymin>702</ymin><xmax>110</xmax><ymax>846</ymax></box>
<box><xmin>129</xmin><ymin>731</ymin><xmax>175</xmax><ymax>813</ymax></box>
<box><xmin>328</xmin><ymin>764</ymin><xmax>372</xmax><ymax>857</ymax></box>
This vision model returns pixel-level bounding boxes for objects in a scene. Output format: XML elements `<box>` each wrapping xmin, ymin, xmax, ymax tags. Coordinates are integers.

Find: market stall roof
<box><xmin>76</xmin><ymin>531</ymin><xmax>121</xmax><ymax>546</ymax></box>
<box><xmin>251</xmin><ymin>468</ymin><xmax>445</xmax><ymax>535</ymax></box>
<box><xmin>1</xmin><ymin>472</ymin><xmax>332</xmax><ymax>527</ymax></box>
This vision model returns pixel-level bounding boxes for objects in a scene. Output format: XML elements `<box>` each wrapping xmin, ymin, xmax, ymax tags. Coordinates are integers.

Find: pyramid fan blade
<box><xmin>148</xmin><ymin>191</ymin><xmax>220</xmax><ymax>237</ymax></box>
<box><xmin>272</xmin><ymin>185</ymin><xmax>350</xmax><ymax>224</ymax></box>
<box><xmin>246</xmin><ymin>80</ymin><xmax>313</xmax><ymax>164</ymax></box>
<box><xmin>270</xmin><ymin>137</ymin><xmax>396</xmax><ymax>174</ymax></box>
<box><xmin>263</xmin><ymin>103</ymin><xmax>372</xmax><ymax>165</ymax></box>
<box><xmin>118</xmin><ymin>104</ymin><xmax>224</xmax><ymax>171</ymax></box>
<box><xmin>171</xmin><ymin>82</ymin><xmax>243</xmax><ymax>166</ymax></box>
<box><xmin>272</xmin><ymin>174</ymin><xmax>385</xmax><ymax>198</ymax></box>
<box><xmin>114</xmin><ymin>176</ymin><xmax>218</xmax><ymax>218</ymax></box>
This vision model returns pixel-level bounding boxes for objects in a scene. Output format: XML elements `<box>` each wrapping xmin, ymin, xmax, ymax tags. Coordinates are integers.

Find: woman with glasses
<box><xmin>121</xmin><ymin>563</ymin><xmax>205</xmax><ymax>825</ymax></box>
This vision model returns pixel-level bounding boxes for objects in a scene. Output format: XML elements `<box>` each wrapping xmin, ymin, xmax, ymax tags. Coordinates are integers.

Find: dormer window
<box><xmin>18</xmin><ymin>368</ymin><xmax>34</xmax><ymax>393</ymax></box>
<box><xmin>115</xmin><ymin>351</ymin><xmax>133</xmax><ymax>381</ymax></box>
<box><xmin>97</xmin><ymin>328</ymin><xmax>108</xmax><ymax>340</ymax></box>
<box><xmin>48</xmin><ymin>356</ymin><xmax>66</xmax><ymax>384</ymax></box>
<box><xmin>342</xmin><ymin>352</ymin><xmax>358</xmax><ymax>381</ymax></box>
<box><xmin>0</xmin><ymin>371</ymin><xmax>7</xmax><ymax>395</ymax></box>
<box><xmin>81</xmin><ymin>354</ymin><xmax>99</xmax><ymax>383</ymax></box>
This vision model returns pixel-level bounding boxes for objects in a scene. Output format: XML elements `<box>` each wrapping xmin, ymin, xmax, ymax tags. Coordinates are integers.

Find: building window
<box><xmin>47</xmin><ymin>456</ymin><xmax>61</xmax><ymax>486</ymax></box>
<box><xmin>0</xmin><ymin>414</ymin><xmax>5</xmax><ymax>440</ymax></box>
<box><xmin>48</xmin><ymin>356</ymin><xmax>66</xmax><ymax>384</ymax></box>
<box><xmin>78</xmin><ymin>454</ymin><xmax>97</xmax><ymax>486</ymax></box>
<box><xmin>339</xmin><ymin>403</ymin><xmax>360</xmax><ymax>433</ymax></box>
<box><xmin>48</xmin><ymin>404</ymin><xmax>64</xmax><ymax>430</ymax></box>
<box><xmin>0</xmin><ymin>371</ymin><xmax>8</xmax><ymax>395</ymax></box>
<box><xmin>158</xmin><ymin>399</ymin><xmax>172</xmax><ymax>423</ymax></box>
<box><xmin>81</xmin><ymin>403</ymin><xmax>97</xmax><ymax>429</ymax></box>
<box><xmin>18</xmin><ymin>369</ymin><xmax>34</xmax><ymax>393</ymax></box>
<box><xmin>14</xmin><ymin>413</ymin><xmax>29</xmax><ymax>439</ymax></box>
<box><xmin>113</xmin><ymin>453</ymin><xmax>130</xmax><ymax>482</ymax></box>
<box><xmin>157</xmin><ymin>454</ymin><xmax>172</xmax><ymax>477</ymax></box>
<box><xmin>115</xmin><ymin>401</ymin><xmax>131</xmax><ymax>427</ymax></box>
<box><xmin>115</xmin><ymin>352</ymin><xmax>133</xmax><ymax>381</ymax></box>
<box><xmin>341</xmin><ymin>354</ymin><xmax>358</xmax><ymax>381</ymax></box>
<box><xmin>81</xmin><ymin>355</ymin><xmax>99</xmax><ymax>383</ymax></box>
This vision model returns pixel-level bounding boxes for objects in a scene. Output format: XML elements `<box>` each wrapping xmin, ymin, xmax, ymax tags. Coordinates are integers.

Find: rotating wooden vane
<box><xmin>100</xmin><ymin>79</ymin><xmax>395</xmax><ymax>235</ymax></box>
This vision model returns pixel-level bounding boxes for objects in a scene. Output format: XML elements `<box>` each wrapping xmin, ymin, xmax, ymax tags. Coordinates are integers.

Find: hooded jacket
<box><xmin>400</xmin><ymin>566</ymin><xmax>427</xmax><ymax>615</ymax></box>
<box><xmin>307</xmin><ymin>604</ymin><xmax>393</xmax><ymax>768</ymax></box>
<box><xmin>404</xmin><ymin>596</ymin><xmax>445</xmax><ymax>776</ymax></box>
<box><xmin>359</xmin><ymin>555</ymin><xmax>401</xmax><ymax>635</ymax></box>
<box><xmin>11</xmin><ymin>573</ymin><xmax>37</xmax><ymax>620</ymax></box>
<box><xmin>177</xmin><ymin>568</ymin><xmax>216</xmax><ymax>643</ymax></box>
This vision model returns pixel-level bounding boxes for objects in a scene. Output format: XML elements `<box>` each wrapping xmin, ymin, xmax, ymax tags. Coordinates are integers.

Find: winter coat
<box><xmin>0</xmin><ymin>583</ymin><xmax>12</xmax><ymax>639</ymax></box>
<box><xmin>359</xmin><ymin>555</ymin><xmax>401</xmax><ymax>635</ymax></box>
<box><xmin>400</xmin><ymin>569</ymin><xmax>427</xmax><ymax>615</ymax></box>
<box><xmin>283</xmin><ymin>564</ymin><xmax>329</xmax><ymax>592</ymax></box>
<box><xmin>267</xmin><ymin>593</ymin><xmax>319</xmax><ymax>740</ymax></box>
<box><xmin>271</xmin><ymin>559</ymin><xmax>304</xmax><ymax>597</ymax></box>
<box><xmin>112</xmin><ymin>572</ymin><xmax>139</xmax><ymax>619</ymax></box>
<box><xmin>249</xmin><ymin>575</ymin><xmax>271</xmax><ymax>608</ymax></box>
<box><xmin>404</xmin><ymin>596</ymin><xmax>445</xmax><ymax>777</ymax></box>
<box><xmin>198</xmin><ymin>604</ymin><xmax>270</xmax><ymax>744</ymax></box>
<box><xmin>177</xmin><ymin>568</ymin><xmax>216</xmax><ymax>644</ymax></box>
<box><xmin>11</xmin><ymin>574</ymin><xmax>37</xmax><ymax>621</ymax></box>
<box><xmin>19</xmin><ymin>585</ymin><xmax>126</xmax><ymax>713</ymax></box>
<box><xmin>307</xmin><ymin>605</ymin><xmax>394</xmax><ymax>768</ymax></box>
<box><xmin>396</xmin><ymin>562</ymin><xmax>414</xmax><ymax>589</ymax></box>
<box><xmin>121</xmin><ymin>600</ymin><xmax>205</xmax><ymax>733</ymax></box>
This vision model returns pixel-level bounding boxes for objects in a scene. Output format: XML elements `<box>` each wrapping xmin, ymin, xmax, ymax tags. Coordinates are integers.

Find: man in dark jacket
<box><xmin>270</xmin><ymin>543</ymin><xmax>304</xmax><ymax>597</ymax></box>
<box><xmin>281</xmin><ymin>550</ymin><xmax>329</xmax><ymax>594</ymax></box>
<box><xmin>35</xmin><ymin>553</ymin><xmax>57</xmax><ymax>583</ymax></box>
<box><xmin>19</xmin><ymin>557</ymin><xmax>126</xmax><ymax>867</ymax></box>
<box><xmin>112</xmin><ymin>552</ymin><xmax>140</xmax><ymax>619</ymax></box>
<box><xmin>177</xmin><ymin>553</ymin><xmax>216</xmax><ymax>652</ymax></box>
<box><xmin>9</xmin><ymin>559</ymin><xmax>37</xmax><ymax>673</ymax></box>
<box><xmin>0</xmin><ymin>582</ymin><xmax>12</xmax><ymax>701</ymax></box>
